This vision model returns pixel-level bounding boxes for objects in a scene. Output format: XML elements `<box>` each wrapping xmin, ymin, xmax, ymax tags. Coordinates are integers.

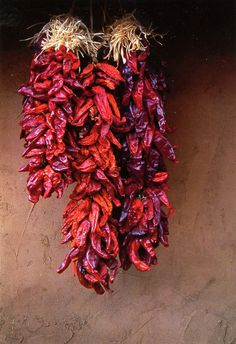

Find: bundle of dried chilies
<box><xmin>57</xmin><ymin>62</ymin><xmax>126</xmax><ymax>294</ymax></box>
<box><xmin>18</xmin><ymin>13</ymin><xmax>176</xmax><ymax>294</ymax></box>
<box><xmin>103</xmin><ymin>15</ymin><xmax>176</xmax><ymax>273</ymax></box>
<box><xmin>18</xmin><ymin>15</ymin><xmax>98</xmax><ymax>202</ymax></box>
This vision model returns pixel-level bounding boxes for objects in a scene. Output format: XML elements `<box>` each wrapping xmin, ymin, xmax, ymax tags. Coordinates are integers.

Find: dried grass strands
<box><xmin>31</xmin><ymin>15</ymin><xmax>102</xmax><ymax>58</ymax></box>
<box><xmin>103</xmin><ymin>15</ymin><xmax>156</xmax><ymax>64</ymax></box>
<box><xmin>104</xmin><ymin>15</ymin><xmax>153</xmax><ymax>63</ymax></box>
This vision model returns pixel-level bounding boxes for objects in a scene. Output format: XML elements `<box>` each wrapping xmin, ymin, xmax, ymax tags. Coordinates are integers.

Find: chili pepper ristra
<box><xmin>18</xmin><ymin>13</ymin><xmax>177</xmax><ymax>294</ymax></box>
<box><xmin>103</xmin><ymin>15</ymin><xmax>176</xmax><ymax>273</ymax></box>
<box><xmin>57</xmin><ymin>62</ymin><xmax>126</xmax><ymax>293</ymax></box>
<box><xmin>18</xmin><ymin>15</ymin><xmax>126</xmax><ymax>293</ymax></box>
<box><xmin>18</xmin><ymin>15</ymin><xmax>99</xmax><ymax>202</ymax></box>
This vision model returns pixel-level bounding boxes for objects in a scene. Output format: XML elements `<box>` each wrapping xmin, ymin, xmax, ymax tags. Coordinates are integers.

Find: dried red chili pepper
<box><xmin>96</xmin><ymin>62</ymin><xmax>124</xmax><ymax>82</ymax></box>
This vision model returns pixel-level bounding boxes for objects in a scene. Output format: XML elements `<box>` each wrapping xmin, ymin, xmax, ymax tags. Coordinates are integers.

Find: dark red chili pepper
<box><xmin>129</xmin><ymin>239</ymin><xmax>151</xmax><ymax>272</ymax></box>
<box><xmin>74</xmin><ymin>220</ymin><xmax>91</xmax><ymax>248</ymax></box>
<box><xmin>89</xmin><ymin>202</ymin><xmax>100</xmax><ymax>232</ymax></box>
<box><xmin>96</xmin><ymin>62</ymin><xmax>124</xmax><ymax>82</ymax></box>
<box><xmin>126</xmin><ymin>198</ymin><xmax>144</xmax><ymax>229</ymax></box>
<box><xmin>154</xmin><ymin>130</ymin><xmax>176</xmax><ymax>161</ymax></box>
<box><xmin>95</xmin><ymin>77</ymin><xmax>116</xmax><ymax>90</ymax></box>
<box><xmin>79</xmin><ymin>63</ymin><xmax>94</xmax><ymax>78</ymax></box>
<box><xmin>57</xmin><ymin>247</ymin><xmax>76</xmax><ymax>274</ymax></box>
<box><xmin>132</xmin><ymin>79</ymin><xmax>144</xmax><ymax>111</ymax></box>
<box><xmin>73</xmin><ymin>98</ymin><xmax>93</xmax><ymax>122</ymax></box>
<box><xmin>73</xmin><ymin>157</ymin><xmax>96</xmax><ymax>173</ymax></box>
<box><xmin>82</xmin><ymin>73</ymin><xmax>96</xmax><ymax>88</ymax></box>
<box><xmin>93</xmin><ymin>86</ymin><xmax>113</xmax><ymax>123</ymax></box>
<box><xmin>152</xmin><ymin>172</ymin><xmax>168</xmax><ymax>183</ymax></box>
<box><xmin>78</xmin><ymin>126</ymin><xmax>100</xmax><ymax>146</ymax></box>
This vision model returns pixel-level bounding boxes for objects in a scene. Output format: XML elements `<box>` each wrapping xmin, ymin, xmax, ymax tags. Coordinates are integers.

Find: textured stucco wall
<box><xmin>0</xmin><ymin>3</ymin><xmax>235</xmax><ymax>343</ymax></box>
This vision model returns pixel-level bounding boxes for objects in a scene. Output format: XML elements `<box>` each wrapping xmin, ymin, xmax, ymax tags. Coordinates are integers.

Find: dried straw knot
<box><xmin>103</xmin><ymin>15</ymin><xmax>155</xmax><ymax>64</ymax></box>
<box><xmin>32</xmin><ymin>15</ymin><xmax>102</xmax><ymax>58</ymax></box>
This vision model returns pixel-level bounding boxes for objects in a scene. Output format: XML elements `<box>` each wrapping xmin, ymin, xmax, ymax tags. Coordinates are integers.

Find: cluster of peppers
<box><xmin>111</xmin><ymin>49</ymin><xmax>176</xmax><ymax>273</ymax></box>
<box><xmin>19</xmin><ymin>19</ymin><xmax>176</xmax><ymax>294</ymax></box>
<box><xmin>18</xmin><ymin>46</ymin><xmax>82</xmax><ymax>202</ymax></box>
<box><xmin>56</xmin><ymin>63</ymin><xmax>127</xmax><ymax>293</ymax></box>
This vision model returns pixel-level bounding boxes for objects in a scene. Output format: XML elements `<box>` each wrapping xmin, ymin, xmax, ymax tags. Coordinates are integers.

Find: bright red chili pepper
<box><xmin>129</xmin><ymin>239</ymin><xmax>151</xmax><ymax>272</ymax></box>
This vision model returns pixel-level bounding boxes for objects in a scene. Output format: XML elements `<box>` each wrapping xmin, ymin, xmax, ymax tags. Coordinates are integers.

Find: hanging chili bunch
<box><xmin>57</xmin><ymin>62</ymin><xmax>126</xmax><ymax>294</ymax></box>
<box><xmin>18</xmin><ymin>15</ymin><xmax>99</xmax><ymax>202</ymax></box>
<box><xmin>103</xmin><ymin>15</ymin><xmax>176</xmax><ymax>273</ymax></box>
<box><xmin>18</xmin><ymin>13</ymin><xmax>176</xmax><ymax>294</ymax></box>
<box><xmin>18</xmin><ymin>15</ymin><xmax>126</xmax><ymax>293</ymax></box>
